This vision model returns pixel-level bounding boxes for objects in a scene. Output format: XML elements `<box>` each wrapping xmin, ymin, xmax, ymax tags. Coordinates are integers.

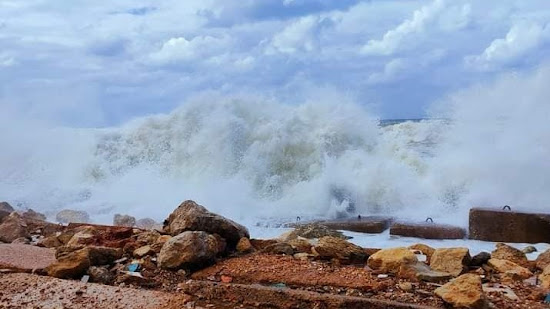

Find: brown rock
<box><xmin>56</xmin><ymin>209</ymin><xmax>90</xmax><ymax>224</ymax></box>
<box><xmin>236</xmin><ymin>237</ymin><xmax>253</xmax><ymax>253</ymax></box>
<box><xmin>430</xmin><ymin>247</ymin><xmax>471</xmax><ymax>277</ymax></box>
<box><xmin>66</xmin><ymin>226</ymin><xmax>98</xmax><ymax>247</ymax></box>
<box><xmin>491</xmin><ymin>243</ymin><xmax>529</xmax><ymax>268</ymax></box>
<box><xmin>0</xmin><ymin>201</ymin><xmax>14</xmax><ymax>223</ymax></box>
<box><xmin>11</xmin><ymin>237</ymin><xmax>30</xmax><ymax>244</ymax></box>
<box><xmin>367</xmin><ymin>247</ymin><xmax>418</xmax><ymax>274</ymax></box>
<box><xmin>21</xmin><ymin>209</ymin><xmax>46</xmax><ymax>221</ymax></box>
<box><xmin>250</xmin><ymin>239</ymin><xmax>278</xmax><ymax>251</ymax></box>
<box><xmin>539</xmin><ymin>265</ymin><xmax>550</xmax><ymax>289</ymax></box>
<box><xmin>163</xmin><ymin>200</ymin><xmax>249</xmax><ymax>247</ymax></box>
<box><xmin>296</xmin><ymin>217</ymin><xmax>391</xmax><ymax>234</ymax></box>
<box><xmin>488</xmin><ymin>258</ymin><xmax>533</xmax><ymax>281</ymax></box>
<box><xmin>158</xmin><ymin>231</ymin><xmax>225</xmax><ymax>270</ymax></box>
<box><xmin>113</xmin><ymin>213</ymin><xmax>136</xmax><ymax>227</ymax></box>
<box><xmin>312</xmin><ymin>236</ymin><xmax>366</xmax><ymax>264</ymax></box>
<box><xmin>46</xmin><ymin>248</ymin><xmax>91</xmax><ymax>279</ymax></box>
<box><xmin>536</xmin><ymin>248</ymin><xmax>550</xmax><ymax>270</ymax></box>
<box><xmin>408</xmin><ymin>244</ymin><xmax>435</xmax><ymax>262</ymax></box>
<box><xmin>434</xmin><ymin>273</ymin><xmax>487</xmax><ymax>309</ymax></box>
<box><xmin>469</xmin><ymin>208</ymin><xmax>550</xmax><ymax>243</ymax></box>
<box><xmin>38</xmin><ymin>235</ymin><xmax>63</xmax><ymax>248</ymax></box>
<box><xmin>0</xmin><ymin>212</ymin><xmax>30</xmax><ymax>243</ymax></box>
<box><xmin>287</xmin><ymin>237</ymin><xmax>312</xmax><ymax>254</ymax></box>
<box><xmin>398</xmin><ymin>282</ymin><xmax>413</xmax><ymax>292</ymax></box>
<box><xmin>398</xmin><ymin>262</ymin><xmax>452</xmax><ymax>282</ymax></box>
<box><xmin>281</xmin><ymin>223</ymin><xmax>348</xmax><ymax>241</ymax></box>
<box><xmin>262</xmin><ymin>242</ymin><xmax>295</xmax><ymax>255</ymax></box>
<box><xmin>136</xmin><ymin>230</ymin><xmax>161</xmax><ymax>245</ymax></box>
<box><xmin>133</xmin><ymin>245</ymin><xmax>153</xmax><ymax>258</ymax></box>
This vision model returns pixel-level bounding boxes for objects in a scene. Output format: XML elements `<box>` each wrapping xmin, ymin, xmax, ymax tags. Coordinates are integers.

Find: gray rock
<box><xmin>470</xmin><ymin>252</ymin><xmax>491</xmax><ymax>267</ymax></box>
<box><xmin>163</xmin><ymin>200</ymin><xmax>249</xmax><ymax>247</ymax></box>
<box><xmin>158</xmin><ymin>231</ymin><xmax>225</xmax><ymax>270</ymax></box>
<box><xmin>88</xmin><ymin>266</ymin><xmax>114</xmax><ymax>284</ymax></box>
<box><xmin>113</xmin><ymin>214</ymin><xmax>136</xmax><ymax>227</ymax></box>
<box><xmin>56</xmin><ymin>209</ymin><xmax>90</xmax><ymax>224</ymax></box>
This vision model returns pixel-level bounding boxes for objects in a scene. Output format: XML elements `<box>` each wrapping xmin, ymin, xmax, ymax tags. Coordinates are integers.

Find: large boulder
<box><xmin>136</xmin><ymin>218</ymin><xmax>159</xmax><ymax>230</ymax></box>
<box><xmin>312</xmin><ymin>236</ymin><xmax>366</xmax><ymax>264</ymax></box>
<box><xmin>434</xmin><ymin>274</ymin><xmax>487</xmax><ymax>309</ymax></box>
<box><xmin>0</xmin><ymin>212</ymin><xmax>30</xmax><ymax>243</ymax></box>
<box><xmin>430</xmin><ymin>248</ymin><xmax>471</xmax><ymax>277</ymax></box>
<box><xmin>0</xmin><ymin>201</ymin><xmax>14</xmax><ymax>222</ymax></box>
<box><xmin>367</xmin><ymin>247</ymin><xmax>418</xmax><ymax>274</ymax></box>
<box><xmin>536</xmin><ymin>249</ymin><xmax>550</xmax><ymax>270</ymax></box>
<box><xmin>56</xmin><ymin>209</ymin><xmax>90</xmax><ymax>224</ymax></box>
<box><xmin>66</xmin><ymin>226</ymin><xmax>99</xmax><ymax>247</ymax></box>
<box><xmin>158</xmin><ymin>231</ymin><xmax>225</xmax><ymax>270</ymax></box>
<box><xmin>539</xmin><ymin>265</ymin><xmax>550</xmax><ymax>289</ymax></box>
<box><xmin>163</xmin><ymin>200</ymin><xmax>249</xmax><ymax>247</ymax></box>
<box><xmin>487</xmin><ymin>259</ymin><xmax>532</xmax><ymax>281</ymax></box>
<box><xmin>491</xmin><ymin>243</ymin><xmax>528</xmax><ymax>268</ymax></box>
<box><xmin>21</xmin><ymin>209</ymin><xmax>46</xmax><ymax>221</ymax></box>
<box><xmin>47</xmin><ymin>245</ymin><xmax>122</xmax><ymax>279</ymax></box>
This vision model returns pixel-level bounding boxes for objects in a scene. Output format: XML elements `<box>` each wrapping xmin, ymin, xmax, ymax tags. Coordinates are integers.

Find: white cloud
<box><xmin>361</xmin><ymin>0</ymin><xmax>470</xmax><ymax>56</ymax></box>
<box><xmin>367</xmin><ymin>49</ymin><xmax>446</xmax><ymax>84</ymax></box>
<box><xmin>149</xmin><ymin>35</ymin><xmax>230</xmax><ymax>65</ymax></box>
<box><xmin>266</xmin><ymin>16</ymin><xmax>327</xmax><ymax>54</ymax></box>
<box><xmin>0</xmin><ymin>53</ymin><xmax>16</xmax><ymax>67</ymax></box>
<box><xmin>466</xmin><ymin>21</ymin><xmax>550</xmax><ymax>70</ymax></box>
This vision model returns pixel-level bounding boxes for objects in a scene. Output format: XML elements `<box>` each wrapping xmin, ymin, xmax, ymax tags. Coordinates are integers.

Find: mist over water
<box><xmin>1</xmin><ymin>66</ymin><xmax>549</xmax><ymax>230</ymax></box>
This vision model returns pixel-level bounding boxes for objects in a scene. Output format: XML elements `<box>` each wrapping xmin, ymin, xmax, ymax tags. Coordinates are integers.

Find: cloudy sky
<box><xmin>1</xmin><ymin>0</ymin><xmax>550</xmax><ymax>126</ymax></box>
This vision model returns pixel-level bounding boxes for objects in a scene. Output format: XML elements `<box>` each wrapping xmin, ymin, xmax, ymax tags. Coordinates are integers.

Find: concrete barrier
<box><xmin>390</xmin><ymin>222</ymin><xmax>466</xmax><ymax>239</ymax></box>
<box><xmin>289</xmin><ymin>216</ymin><xmax>392</xmax><ymax>234</ymax></box>
<box><xmin>469</xmin><ymin>208</ymin><xmax>550</xmax><ymax>243</ymax></box>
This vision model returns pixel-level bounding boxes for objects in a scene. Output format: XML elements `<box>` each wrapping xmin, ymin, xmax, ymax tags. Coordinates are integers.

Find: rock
<box><xmin>136</xmin><ymin>218</ymin><xmax>159</xmax><ymax>230</ymax></box>
<box><xmin>491</xmin><ymin>243</ymin><xmax>528</xmax><ymax>268</ymax></box>
<box><xmin>469</xmin><ymin>208</ymin><xmax>550</xmax><ymax>243</ymax></box>
<box><xmin>66</xmin><ymin>226</ymin><xmax>98</xmax><ymax>247</ymax></box>
<box><xmin>536</xmin><ymin>249</ymin><xmax>550</xmax><ymax>270</ymax></box>
<box><xmin>46</xmin><ymin>248</ymin><xmax>91</xmax><ymax>279</ymax></box>
<box><xmin>293</xmin><ymin>253</ymin><xmax>313</xmax><ymax>261</ymax></box>
<box><xmin>236</xmin><ymin>237</ymin><xmax>253</xmax><ymax>253</ymax></box>
<box><xmin>262</xmin><ymin>242</ymin><xmax>295</xmax><ymax>255</ymax></box>
<box><xmin>367</xmin><ymin>247</ymin><xmax>418</xmax><ymax>274</ymax></box>
<box><xmin>220</xmin><ymin>275</ymin><xmax>233</xmax><ymax>283</ymax></box>
<box><xmin>250</xmin><ymin>239</ymin><xmax>278</xmax><ymax>251</ymax></box>
<box><xmin>434</xmin><ymin>274</ymin><xmax>487</xmax><ymax>309</ymax></box>
<box><xmin>136</xmin><ymin>230</ymin><xmax>161</xmax><ymax>245</ymax></box>
<box><xmin>88</xmin><ymin>266</ymin><xmax>114</xmax><ymax>284</ymax></box>
<box><xmin>430</xmin><ymin>248</ymin><xmax>471</xmax><ymax>277</ymax></box>
<box><xmin>0</xmin><ymin>212</ymin><xmax>30</xmax><ymax>243</ymax></box>
<box><xmin>56</xmin><ymin>209</ymin><xmax>90</xmax><ymax>224</ymax></box>
<box><xmin>539</xmin><ymin>265</ymin><xmax>550</xmax><ymax>289</ymax></box>
<box><xmin>21</xmin><ymin>209</ymin><xmax>46</xmax><ymax>221</ymax></box>
<box><xmin>158</xmin><ymin>231</ymin><xmax>225</xmax><ymax>270</ymax></box>
<box><xmin>151</xmin><ymin>234</ymin><xmax>171</xmax><ymax>253</ymax></box>
<box><xmin>11</xmin><ymin>237</ymin><xmax>30</xmax><ymax>244</ymax></box>
<box><xmin>488</xmin><ymin>258</ymin><xmax>533</xmax><ymax>281</ymax></box>
<box><xmin>0</xmin><ymin>202</ymin><xmax>14</xmax><ymax>223</ymax></box>
<box><xmin>296</xmin><ymin>217</ymin><xmax>391</xmax><ymax>234</ymax></box>
<box><xmin>281</xmin><ymin>223</ymin><xmax>348</xmax><ymax>241</ymax></box>
<box><xmin>312</xmin><ymin>236</ymin><xmax>366</xmax><ymax>264</ymax></box>
<box><xmin>408</xmin><ymin>244</ymin><xmax>435</xmax><ymax>263</ymax></box>
<box><xmin>287</xmin><ymin>237</ymin><xmax>313</xmax><ymax>254</ymax></box>
<box><xmin>522</xmin><ymin>246</ymin><xmax>537</xmax><ymax>254</ymax></box>
<box><xmin>133</xmin><ymin>245</ymin><xmax>153</xmax><ymax>258</ymax></box>
<box><xmin>398</xmin><ymin>282</ymin><xmax>413</xmax><ymax>292</ymax></box>
<box><xmin>398</xmin><ymin>262</ymin><xmax>452</xmax><ymax>282</ymax></box>
<box><xmin>113</xmin><ymin>214</ymin><xmax>136</xmax><ymax>227</ymax></box>
<box><xmin>470</xmin><ymin>252</ymin><xmax>491</xmax><ymax>267</ymax></box>
<box><xmin>38</xmin><ymin>235</ymin><xmax>63</xmax><ymax>248</ymax></box>
<box><xmin>163</xmin><ymin>200</ymin><xmax>249</xmax><ymax>247</ymax></box>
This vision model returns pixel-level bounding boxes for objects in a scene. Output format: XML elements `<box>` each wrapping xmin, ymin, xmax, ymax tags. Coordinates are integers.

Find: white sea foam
<box><xmin>1</xmin><ymin>66</ymin><xmax>549</xmax><ymax>239</ymax></box>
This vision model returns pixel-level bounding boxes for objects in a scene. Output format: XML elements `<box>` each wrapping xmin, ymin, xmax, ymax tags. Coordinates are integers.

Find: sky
<box><xmin>1</xmin><ymin>0</ymin><xmax>550</xmax><ymax>127</ymax></box>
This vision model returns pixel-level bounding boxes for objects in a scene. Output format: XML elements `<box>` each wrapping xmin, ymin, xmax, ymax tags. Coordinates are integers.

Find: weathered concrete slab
<box><xmin>289</xmin><ymin>216</ymin><xmax>392</xmax><ymax>234</ymax></box>
<box><xmin>0</xmin><ymin>244</ymin><xmax>56</xmax><ymax>271</ymax></box>
<box><xmin>181</xmin><ymin>280</ymin><xmax>437</xmax><ymax>309</ymax></box>
<box><xmin>0</xmin><ymin>273</ymin><xmax>188</xmax><ymax>308</ymax></box>
<box><xmin>469</xmin><ymin>208</ymin><xmax>550</xmax><ymax>243</ymax></box>
<box><xmin>390</xmin><ymin>222</ymin><xmax>466</xmax><ymax>240</ymax></box>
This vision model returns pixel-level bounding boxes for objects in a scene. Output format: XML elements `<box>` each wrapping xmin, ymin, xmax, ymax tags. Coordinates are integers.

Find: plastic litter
<box><xmin>544</xmin><ymin>294</ymin><xmax>550</xmax><ymax>304</ymax></box>
<box><xmin>80</xmin><ymin>275</ymin><xmax>90</xmax><ymax>283</ymax></box>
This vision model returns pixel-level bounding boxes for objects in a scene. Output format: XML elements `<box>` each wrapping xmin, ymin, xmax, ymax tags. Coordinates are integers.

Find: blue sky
<box><xmin>1</xmin><ymin>0</ymin><xmax>550</xmax><ymax>126</ymax></box>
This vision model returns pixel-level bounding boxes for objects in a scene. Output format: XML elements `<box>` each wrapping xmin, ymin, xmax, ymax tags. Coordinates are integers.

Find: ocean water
<box><xmin>1</xmin><ymin>66</ymin><xmax>550</xmax><ymax>244</ymax></box>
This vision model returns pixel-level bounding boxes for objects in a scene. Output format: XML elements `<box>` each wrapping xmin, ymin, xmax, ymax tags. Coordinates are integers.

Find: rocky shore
<box><xmin>1</xmin><ymin>200</ymin><xmax>550</xmax><ymax>308</ymax></box>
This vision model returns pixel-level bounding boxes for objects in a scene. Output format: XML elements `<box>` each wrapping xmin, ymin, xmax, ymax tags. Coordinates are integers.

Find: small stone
<box><xmin>88</xmin><ymin>266</ymin><xmax>114</xmax><ymax>284</ymax></box>
<box><xmin>470</xmin><ymin>252</ymin><xmax>491</xmax><ymax>267</ymax></box>
<box><xmin>398</xmin><ymin>282</ymin><xmax>413</xmax><ymax>292</ymax></box>
<box><xmin>220</xmin><ymin>275</ymin><xmax>233</xmax><ymax>283</ymax></box>
<box><xmin>491</xmin><ymin>243</ymin><xmax>528</xmax><ymax>268</ymax></box>
<box><xmin>113</xmin><ymin>214</ymin><xmax>136</xmax><ymax>227</ymax></box>
<box><xmin>488</xmin><ymin>258</ymin><xmax>533</xmax><ymax>281</ymax></box>
<box><xmin>236</xmin><ymin>237</ymin><xmax>253</xmax><ymax>253</ymax></box>
<box><xmin>367</xmin><ymin>247</ymin><xmax>418</xmax><ymax>274</ymax></box>
<box><xmin>522</xmin><ymin>246</ymin><xmax>537</xmax><ymax>254</ymax></box>
<box><xmin>398</xmin><ymin>262</ymin><xmax>452</xmax><ymax>283</ymax></box>
<box><xmin>133</xmin><ymin>245</ymin><xmax>153</xmax><ymax>258</ymax></box>
<box><xmin>293</xmin><ymin>253</ymin><xmax>313</xmax><ymax>261</ymax></box>
<box><xmin>38</xmin><ymin>235</ymin><xmax>63</xmax><ymax>248</ymax></box>
<box><xmin>434</xmin><ymin>274</ymin><xmax>487</xmax><ymax>309</ymax></box>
